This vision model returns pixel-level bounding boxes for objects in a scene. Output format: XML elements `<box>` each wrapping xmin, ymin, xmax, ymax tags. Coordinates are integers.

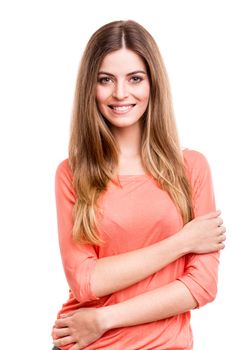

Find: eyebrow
<box><xmin>98</xmin><ymin>70</ymin><xmax>147</xmax><ymax>76</ymax></box>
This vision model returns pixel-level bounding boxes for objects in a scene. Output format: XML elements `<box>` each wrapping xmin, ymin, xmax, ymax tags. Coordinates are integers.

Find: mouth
<box><xmin>108</xmin><ymin>104</ymin><xmax>136</xmax><ymax>114</ymax></box>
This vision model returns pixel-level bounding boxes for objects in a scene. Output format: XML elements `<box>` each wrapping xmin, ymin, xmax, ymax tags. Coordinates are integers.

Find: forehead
<box><xmin>99</xmin><ymin>48</ymin><xmax>146</xmax><ymax>74</ymax></box>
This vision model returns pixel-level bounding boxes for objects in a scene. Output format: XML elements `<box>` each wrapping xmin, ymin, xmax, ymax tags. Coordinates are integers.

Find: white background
<box><xmin>0</xmin><ymin>1</ymin><xmax>232</xmax><ymax>349</ymax></box>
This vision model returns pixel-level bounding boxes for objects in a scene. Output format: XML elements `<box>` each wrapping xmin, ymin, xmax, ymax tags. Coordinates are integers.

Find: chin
<box><xmin>109</xmin><ymin>119</ymin><xmax>141</xmax><ymax>129</ymax></box>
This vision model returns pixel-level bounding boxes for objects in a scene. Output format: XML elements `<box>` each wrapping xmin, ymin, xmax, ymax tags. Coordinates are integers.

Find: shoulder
<box><xmin>55</xmin><ymin>159</ymin><xmax>76</xmax><ymax>198</ymax></box>
<box><xmin>182</xmin><ymin>148</ymin><xmax>212</xmax><ymax>179</ymax></box>
<box><xmin>55</xmin><ymin>158</ymin><xmax>74</xmax><ymax>185</ymax></box>
<box><xmin>56</xmin><ymin>159</ymin><xmax>73</xmax><ymax>177</ymax></box>
<box><xmin>182</xmin><ymin>148</ymin><xmax>210</xmax><ymax>168</ymax></box>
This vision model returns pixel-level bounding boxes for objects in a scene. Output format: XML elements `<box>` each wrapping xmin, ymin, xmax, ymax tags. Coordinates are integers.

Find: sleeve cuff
<box><xmin>177</xmin><ymin>275</ymin><xmax>217</xmax><ymax>308</ymax></box>
<box><xmin>74</xmin><ymin>257</ymin><xmax>100</xmax><ymax>303</ymax></box>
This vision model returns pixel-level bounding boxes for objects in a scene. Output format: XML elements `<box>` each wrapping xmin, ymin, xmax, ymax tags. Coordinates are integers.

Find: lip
<box><xmin>108</xmin><ymin>103</ymin><xmax>136</xmax><ymax>115</ymax></box>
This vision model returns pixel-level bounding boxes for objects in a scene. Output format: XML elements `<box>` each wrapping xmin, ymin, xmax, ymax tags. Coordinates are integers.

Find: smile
<box><xmin>108</xmin><ymin>104</ymin><xmax>136</xmax><ymax>114</ymax></box>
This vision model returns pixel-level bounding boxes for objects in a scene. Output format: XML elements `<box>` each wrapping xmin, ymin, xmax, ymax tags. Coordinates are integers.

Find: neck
<box><xmin>111</xmin><ymin>123</ymin><xmax>142</xmax><ymax>157</ymax></box>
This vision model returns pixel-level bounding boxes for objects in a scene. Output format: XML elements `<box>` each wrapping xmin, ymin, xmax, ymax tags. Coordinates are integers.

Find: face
<box><xmin>96</xmin><ymin>48</ymin><xmax>150</xmax><ymax>131</ymax></box>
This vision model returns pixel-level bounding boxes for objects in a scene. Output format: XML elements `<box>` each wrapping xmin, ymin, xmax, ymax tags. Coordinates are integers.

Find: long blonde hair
<box><xmin>68</xmin><ymin>20</ymin><xmax>193</xmax><ymax>245</ymax></box>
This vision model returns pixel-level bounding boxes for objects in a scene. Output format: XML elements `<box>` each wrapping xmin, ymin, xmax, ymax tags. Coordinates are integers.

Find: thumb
<box><xmin>198</xmin><ymin>210</ymin><xmax>221</xmax><ymax>220</ymax></box>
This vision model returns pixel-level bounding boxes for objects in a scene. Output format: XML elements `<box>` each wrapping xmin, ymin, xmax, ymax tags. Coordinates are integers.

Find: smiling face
<box><xmin>96</xmin><ymin>48</ymin><xmax>150</xmax><ymax>131</ymax></box>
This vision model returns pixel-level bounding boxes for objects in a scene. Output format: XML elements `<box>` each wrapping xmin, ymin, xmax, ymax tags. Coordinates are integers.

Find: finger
<box><xmin>206</xmin><ymin>210</ymin><xmax>221</xmax><ymax>219</ymax></box>
<box><xmin>60</xmin><ymin>310</ymin><xmax>77</xmax><ymax>318</ymax></box>
<box><xmin>196</xmin><ymin>210</ymin><xmax>221</xmax><ymax>220</ymax></box>
<box><xmin>218</xmin><ymin>233</ymin><xmax>226</xmax><ymax>242</ymax></box>
<box><xmin>221</xmin><ymin>234</ymin><xmax>226</xmax><ymax>241</ymax></box>
<box><xmin>216</xmin><ymin>217</ymin><xmax>224</xmax><ymax>226</ymax></box>
<box><xmin>55</xmin><ymin>317</ymin><xmax>71</xmax><ymax>328</ymax></box>
<box><xmin>219</xmin><ymin>242</ymin><xmax>225</xmax><ymax>250</ymax></box>
<box><xmin>53</xmin><ymin>327</ymin><xmax>70</xmax><ymax>338</ymax></box>
<box><xmin>218</xmin><ymin>226</ymin><xmax>226</xmax><ymax>235</ymax></box>
<box><xmin>53</xmin><ymin>336</ymin><xmax>75</xmax><ymax>347</ymax></box>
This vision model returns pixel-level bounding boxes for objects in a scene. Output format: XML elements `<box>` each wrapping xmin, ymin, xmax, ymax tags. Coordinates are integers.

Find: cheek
<box><xmin>135</xmin><ymin>82</ymin><xmax>150</xmax><ymax>102</ymax></box>
<box><xmin>96</xmin><ymin>87</ymin><xmax>111</xmax><ymax>105</ymax></box>
<box><xmin>139</xmin><ymin>86</ymin><xmax>150</xmax><ymax>104</ymax></box>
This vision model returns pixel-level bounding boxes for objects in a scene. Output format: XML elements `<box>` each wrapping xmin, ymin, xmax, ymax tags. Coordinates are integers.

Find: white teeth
<box><xmin>112</xmin><ymin>105</ymin><xmax>133</xmax><ymax>111</ymax></box>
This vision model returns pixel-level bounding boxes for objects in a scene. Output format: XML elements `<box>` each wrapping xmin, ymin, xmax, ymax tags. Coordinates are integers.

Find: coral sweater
<box><xmin>52</xmin><ymin>149</ymin><xmax>219</xmax><ymax>350</ymax></box>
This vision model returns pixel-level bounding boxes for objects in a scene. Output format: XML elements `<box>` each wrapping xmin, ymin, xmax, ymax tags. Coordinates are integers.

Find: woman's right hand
<box><xmin>179</xmin><ymin>210</ymin><xmax>226</xmax><ymax>254</ymax></box>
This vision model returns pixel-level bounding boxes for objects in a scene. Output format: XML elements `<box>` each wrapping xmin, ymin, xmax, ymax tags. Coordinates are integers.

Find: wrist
<box><xmin>174</xmin><ymin>229</ymin><xmax>192</xmax><ymax>255</ymax></box>
<box><xmin>97</xmin><ymin>305</ymin><xmax>116</xmax><ymax>332</ymax></box>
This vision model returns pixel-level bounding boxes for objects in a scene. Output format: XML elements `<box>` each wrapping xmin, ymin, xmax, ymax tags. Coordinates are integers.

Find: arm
<box><xmin>53</xmin><ymin>280</ymin><xmax>197</xmax><ymax>349</ymax></box>
<box><xmin>91</xmin><ymin>211</ymin><xmax>223</xmax><ymax>297</ymax></box>
<box><xmin>100</xmin><ymin>280</ymin><xmax>197</xmax><ymax>330</ymax></box>
<box><xmin>100</xmin><ymin>151</ymin><xmax>223</xmax><ymax>325</ymax></box>
<box><xmin>56</xmin><ymin>158</ymin><xmax>224</xmax><ymax>302</ymax></box>
<box><xmin>177</xmin><ymin>150</ymin><xmax>221</xmax><ymax>307</ymax></box>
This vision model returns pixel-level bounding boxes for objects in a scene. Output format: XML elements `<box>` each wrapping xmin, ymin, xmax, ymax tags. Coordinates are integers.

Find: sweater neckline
<box><xmin>117</xmin><ymin>174</ymin><xmax>152</xmax><ymax>182</ymax></box>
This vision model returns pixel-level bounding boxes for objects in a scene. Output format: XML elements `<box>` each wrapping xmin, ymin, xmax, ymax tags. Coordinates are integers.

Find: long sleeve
<box><xmin>55</xmin><ymin>160</ymin><xmax>99</xmax><ymax>303</ymax></box>
<box><xmin>178</xmin><ymin>150</ymin><xmax>219</xmax><ymax>307</ymax></box>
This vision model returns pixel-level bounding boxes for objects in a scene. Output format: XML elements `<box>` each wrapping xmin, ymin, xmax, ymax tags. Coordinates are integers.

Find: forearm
<box><xmin>91</xmin><ymin>232</ymin><xmax>189</xmax><ymax>297</ymax></box>
<box><xmin>99</xmin><ymin>280</ymin><xmax>197</xmax><ymax>330</ymax></box>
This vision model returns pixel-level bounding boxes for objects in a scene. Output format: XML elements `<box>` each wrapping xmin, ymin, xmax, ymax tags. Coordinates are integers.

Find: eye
<box><xmin>98</xmin><ymin>77</ymin><xmax>113</xmax><ymax>84</ymax></box>
<box><xmin>130</xmin><ymin>75</ymin><xmax>143</xmax><ymax>83</ymax></box>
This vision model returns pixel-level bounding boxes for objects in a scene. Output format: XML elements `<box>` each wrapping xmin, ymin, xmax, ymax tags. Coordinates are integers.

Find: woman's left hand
<box><xmin>53</xmin><ymin>307</ymin><xmax>108</xmax><ymax>350</ymax></box>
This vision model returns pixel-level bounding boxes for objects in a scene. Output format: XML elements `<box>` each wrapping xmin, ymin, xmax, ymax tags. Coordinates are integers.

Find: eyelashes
<box><xmin>98</xmin><ymin>77</ymin><xmax>112</xmax><ymax>84</ymax></box>
<box><xmin>97</xmin><ymin>75</ymin><xmax>144</xmax><ymax>85</ymax></box>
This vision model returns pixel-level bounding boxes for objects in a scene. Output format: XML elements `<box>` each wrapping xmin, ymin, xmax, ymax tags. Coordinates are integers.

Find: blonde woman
<box><xmin>52</xmin><ymin>20</ymin><xmax>226</xmax><ymax>350</ymax></box>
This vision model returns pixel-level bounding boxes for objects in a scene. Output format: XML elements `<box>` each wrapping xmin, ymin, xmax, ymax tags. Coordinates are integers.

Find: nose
<box><xmin>112</xmin><ymin>81</ymin><xmax>129</xmax><ymax>100</ymax></box>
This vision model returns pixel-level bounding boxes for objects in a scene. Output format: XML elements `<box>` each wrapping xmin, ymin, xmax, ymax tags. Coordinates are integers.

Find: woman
<box><xmin>52</xmin><ymin>20</ymin><xmax>226</xmax><ymax>350</ymax></box>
